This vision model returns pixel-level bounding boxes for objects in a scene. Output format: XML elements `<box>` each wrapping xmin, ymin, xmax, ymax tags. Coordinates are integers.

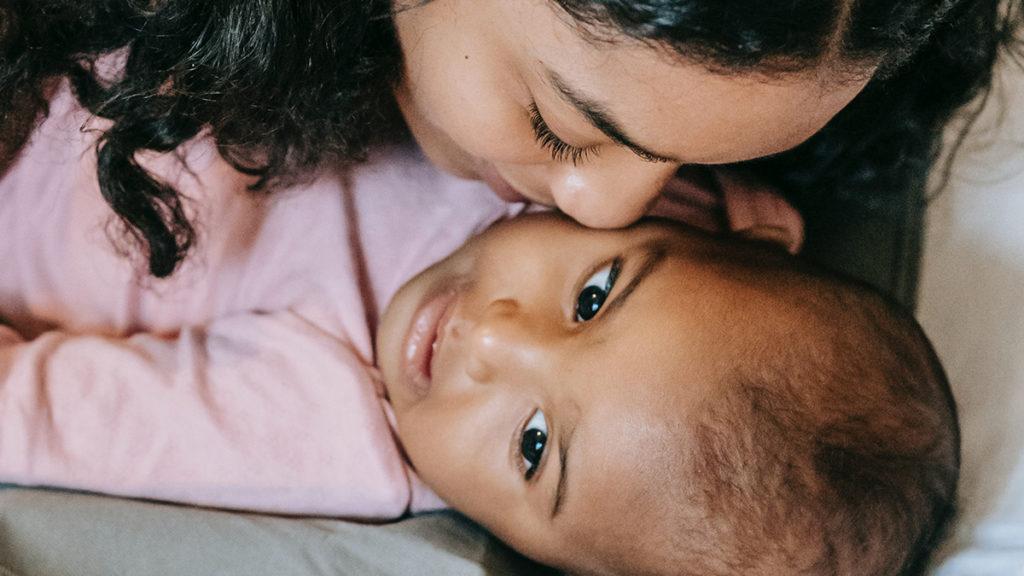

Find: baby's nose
<box><xmin>465</xmin><ymin>299</ymin><xmax>549</xmax><ymax>383</ymax></box>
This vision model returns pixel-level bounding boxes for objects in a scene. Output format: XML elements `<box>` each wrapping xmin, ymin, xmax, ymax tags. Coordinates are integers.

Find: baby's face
<box><xmin>377</xmin><ymin>214</ymin><xmax>734</xmax><ymax>573</ymax></box>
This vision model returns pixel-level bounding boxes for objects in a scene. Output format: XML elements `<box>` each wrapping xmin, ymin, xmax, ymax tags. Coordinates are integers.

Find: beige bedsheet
<box><xmin>0</xmin><ymin>488</ymin><xmax>556</xmax><ymax>576</ymax></box>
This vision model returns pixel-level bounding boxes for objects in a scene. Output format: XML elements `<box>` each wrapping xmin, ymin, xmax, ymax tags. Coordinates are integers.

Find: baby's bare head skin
<box><xmin>376</xmin><ymin>213</ymin><xmax>958</xmax><ymax>575</ymax></box>
<box><xmin>616</xmin><ymin>253</ymin><xmax>959</xmax><ymax>576</ymax></box>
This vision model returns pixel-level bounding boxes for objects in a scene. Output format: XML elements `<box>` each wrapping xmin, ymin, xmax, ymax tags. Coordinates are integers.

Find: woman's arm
<box><xmin>0</xmin><ymin>311</ymin><xmax>412</xmax><ymax>519</ymax></box>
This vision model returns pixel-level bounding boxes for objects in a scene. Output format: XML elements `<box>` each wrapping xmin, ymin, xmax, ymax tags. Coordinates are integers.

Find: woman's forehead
<box><xmin>489</xmin><ymin>1</ymin><xmax>871</xmax><ymax>164</ymax></box>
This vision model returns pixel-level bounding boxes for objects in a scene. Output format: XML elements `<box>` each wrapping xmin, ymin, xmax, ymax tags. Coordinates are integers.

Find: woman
<box><xmin>1</xmin><ymin>0</ymin><xmax>1018</xmax><ymax>276</ymax></box>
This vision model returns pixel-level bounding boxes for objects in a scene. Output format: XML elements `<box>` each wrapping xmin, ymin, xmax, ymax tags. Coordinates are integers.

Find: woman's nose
<box><xmin>465</xmin><ymin>298</ymin><xmax>550</xmax><ymax>383</ymax></box>
<box><xmin>548</xmin><ymin>154</ymin><xmax>679</xmax><ymax>228</ymax></box>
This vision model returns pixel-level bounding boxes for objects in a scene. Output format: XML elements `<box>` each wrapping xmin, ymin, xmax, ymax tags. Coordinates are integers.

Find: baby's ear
<box><xmin>716</xmin><ymin>169</ymin><xmax>804</xmax><ymax>254</ymax></box>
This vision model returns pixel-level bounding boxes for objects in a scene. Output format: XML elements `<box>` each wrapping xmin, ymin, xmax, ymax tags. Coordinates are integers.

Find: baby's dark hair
<box><xmin>669</xmin><ymin>251</ymin><xmax>959</xmax><ymax>576</ymax></box>
<box><xmin>1</xmin><ymin>0</ymin><xmax>1021</xmax><ymax>277</ymax></box>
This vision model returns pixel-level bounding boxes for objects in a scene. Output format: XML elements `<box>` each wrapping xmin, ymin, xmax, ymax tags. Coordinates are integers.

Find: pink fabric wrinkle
<box><xmin>343</xmin><ymin>180</ymin><xmax>381</xmax><ymax>342</ymax></box>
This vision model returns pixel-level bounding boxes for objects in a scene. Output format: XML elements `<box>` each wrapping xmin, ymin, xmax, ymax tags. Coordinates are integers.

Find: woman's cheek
<box><xmin>424</xmin><ymin>78</ymin><xmax>541</xmax><ymax>166</ymax></box>
<box><xmin>407</xmin><ymin>53</ymin><xmax>540</xmax><ymax>165</ymax></box>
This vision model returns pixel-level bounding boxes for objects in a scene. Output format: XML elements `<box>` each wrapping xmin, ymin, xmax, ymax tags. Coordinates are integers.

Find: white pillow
<box><xmin>920</xmin><ymin>58</ymin><xmax>1024</xmax><ymax>575</ymax></box>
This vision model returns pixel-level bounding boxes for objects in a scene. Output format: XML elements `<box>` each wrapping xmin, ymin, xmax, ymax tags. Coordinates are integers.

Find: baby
<box><xmin>0</xmin><ymin>86</ymin><xmax>957</xmax><ymax>575</ymax></box>
<box><xmin>377</xmin><ymin>212</ymin><xmax>959</xmax><ymax>576</ymax></box>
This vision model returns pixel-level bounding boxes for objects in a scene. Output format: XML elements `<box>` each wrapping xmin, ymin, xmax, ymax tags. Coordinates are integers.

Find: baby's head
<box><xmin>376</xmin><ymin>213</ymin><xmax>959</xmax><ymax>576</ymax></box>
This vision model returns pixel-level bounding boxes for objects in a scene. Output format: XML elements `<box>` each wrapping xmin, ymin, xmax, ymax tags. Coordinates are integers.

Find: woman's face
<box><xmin>393</xmin><ymin>0</ymin><xmax>871</xmax><ymax>228</ymax></box>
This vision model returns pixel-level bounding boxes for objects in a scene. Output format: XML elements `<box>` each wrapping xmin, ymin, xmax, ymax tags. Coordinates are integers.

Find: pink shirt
<box><xmin>0</xmin><ymin>83</ymin><xmax>803</xmax><ymax>519</ymax></box>
<box><xmin>0</xmin><ymin>84</ymin><xmax>516</xmax><ymax>517</ymax></box>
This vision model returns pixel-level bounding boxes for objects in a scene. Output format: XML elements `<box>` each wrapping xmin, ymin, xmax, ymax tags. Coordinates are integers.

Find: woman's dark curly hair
<box><xmin>558</xmin><ymin>0</ymin><xmax>1021</xmax><ymax>200</ymax></box>
<box><xmin>1</xmin><ymin>0</ymin><xmax>1021</xmax><ymax>277</ymax></box>
<box><xmin>1</xmin><ymin>0</ymin><xmax>403</xmax><ymax>276</ymax></box>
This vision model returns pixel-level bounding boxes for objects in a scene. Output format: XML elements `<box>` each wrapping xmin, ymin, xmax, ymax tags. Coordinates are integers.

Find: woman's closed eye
<box><xmin>520</xmin><ymin>409</ymin><xmax>548</xmax><ymax>481</ymax></box>
<box><xmin>529</xmin><ymin>103</ymin><xmax>599</xmax><ymax>166</ymax></box>
<box><xmin>575</xmin><ymin>259</ymin><xmax>622</xmax><ymax>322</ymax></box>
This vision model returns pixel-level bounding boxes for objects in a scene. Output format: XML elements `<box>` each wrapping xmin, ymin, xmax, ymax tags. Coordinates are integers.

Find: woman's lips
<box><xmin>401</xmin><ymin>289</ymin><xmax>458</xmax><ymax>400</ymax></box>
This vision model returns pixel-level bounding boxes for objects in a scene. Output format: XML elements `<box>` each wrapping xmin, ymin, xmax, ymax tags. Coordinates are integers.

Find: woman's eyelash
<box><xmin>528</xmin><ymin>103</ymin><xmax>599</xmax><ymax>166</ymax></box>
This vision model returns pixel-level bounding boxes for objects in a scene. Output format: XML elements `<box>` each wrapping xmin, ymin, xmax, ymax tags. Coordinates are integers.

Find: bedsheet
<box><xmin>0</xmin><ymin>487</ymin><xmax>556</xmax><ymax>576</ymax></box>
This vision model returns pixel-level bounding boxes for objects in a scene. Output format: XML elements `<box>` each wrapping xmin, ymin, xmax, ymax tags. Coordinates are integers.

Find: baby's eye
<box><xmin>575</xmin><ymin>260</ymin><xmax>621</xmax><ymax>322</ymax></box>
<box><xmin>521</xmin><ymin>409</ymin><xmax>548</xmax><ymax>480</ymax></box>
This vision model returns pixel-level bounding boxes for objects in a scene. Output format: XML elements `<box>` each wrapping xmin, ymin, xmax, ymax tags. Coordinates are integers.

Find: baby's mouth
<box><xmin>402</xmin><ymin>288</ymin><xmax>458</xmax><ymax>400</ymax></box>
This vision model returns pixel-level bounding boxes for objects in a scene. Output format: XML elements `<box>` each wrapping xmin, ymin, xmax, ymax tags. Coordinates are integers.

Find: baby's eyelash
<box><xmin>528</xmin><ymin>103</ymin><xmax>599</xmax><ymax>166</ymax></box>
<box><xmin>513</xmin><ymin>408</ymin><xmax>549</xmax><ymax>482</ymax></box>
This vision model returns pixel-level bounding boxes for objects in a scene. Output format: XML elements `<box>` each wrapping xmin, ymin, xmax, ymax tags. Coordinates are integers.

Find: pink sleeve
<box><xmin>0</xmin><ymin>312</ymin><xmax>413</xmax><ymax>519</ymax></box>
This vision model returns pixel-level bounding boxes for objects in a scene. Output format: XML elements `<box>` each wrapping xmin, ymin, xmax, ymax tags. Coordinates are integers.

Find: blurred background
<box><xmin>921</xmin><ymin>58</ymin><xmax>1024</xmax><ymax>575</ymax></box>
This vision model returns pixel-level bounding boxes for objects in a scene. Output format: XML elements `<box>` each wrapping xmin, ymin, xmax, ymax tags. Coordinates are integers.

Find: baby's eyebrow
<box><xmin>550</xmin><ymin>244</ymin><xmax>668</xmax><ymax>520</ymax></box>
<box><xmin>550</xmin><ymin>420</ymin><xmax>574</xmax><ymax>519</ymax></box>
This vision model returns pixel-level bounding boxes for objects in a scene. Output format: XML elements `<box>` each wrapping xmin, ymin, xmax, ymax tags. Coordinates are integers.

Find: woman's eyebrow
<box><xmin>544</xmin><ymin>68</ymin><xmax>678</xmax><ymax>164</ymax></box>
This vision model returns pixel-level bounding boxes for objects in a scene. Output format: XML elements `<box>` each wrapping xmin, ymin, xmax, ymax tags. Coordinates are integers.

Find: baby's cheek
<box><xmin>400</xmin><ymin>414</ymin><xmax>475</xmax><ymax>498</ymax></box>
